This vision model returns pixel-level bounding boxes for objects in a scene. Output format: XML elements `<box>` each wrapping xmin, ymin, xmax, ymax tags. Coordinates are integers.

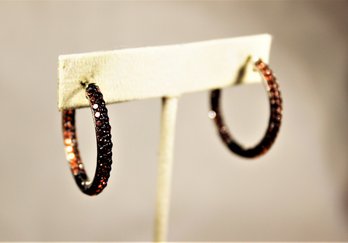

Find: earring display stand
<box><xmin>57</xmin><ymin>34</ymin><xmax>272</xmax><ymax>242</ymax></box>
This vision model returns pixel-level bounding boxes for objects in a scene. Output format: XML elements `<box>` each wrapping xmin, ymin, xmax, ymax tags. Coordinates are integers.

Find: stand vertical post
<box><xmin>154</xmin><ymin>96</ymin><xmax>179</xmax><ymax>242</ymax></box>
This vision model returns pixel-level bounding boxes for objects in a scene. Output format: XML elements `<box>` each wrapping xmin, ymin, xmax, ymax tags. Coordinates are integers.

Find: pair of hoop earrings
<box><xmin>61</xmin><ymin>59</ymin><xmax>282</xmax><ymax>196</ymax></box>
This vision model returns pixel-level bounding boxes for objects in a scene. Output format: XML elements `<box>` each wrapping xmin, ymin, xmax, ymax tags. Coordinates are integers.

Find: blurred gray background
<box><xmin>0</xmin><ymin>1</ymin><xmax>347</xmax><ymax>241</ymax></box>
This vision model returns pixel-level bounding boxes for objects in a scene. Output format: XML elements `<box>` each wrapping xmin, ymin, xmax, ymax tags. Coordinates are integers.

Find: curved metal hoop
<box><xmin>62</xmin><ymin>83</ymin><xmax>113</xmax><ymax>195</ymax></box>
<box><xmin>210</xmin><ymin>59</ymin><xmax>282</xmax><ymax>158</ymax></box>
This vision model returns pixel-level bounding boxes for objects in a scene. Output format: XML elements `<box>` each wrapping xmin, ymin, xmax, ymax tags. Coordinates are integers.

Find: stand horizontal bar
<box><xmin>58</xmin><ymin>34</ymin><xmax>271</xmax><ymax>110</ymax></box>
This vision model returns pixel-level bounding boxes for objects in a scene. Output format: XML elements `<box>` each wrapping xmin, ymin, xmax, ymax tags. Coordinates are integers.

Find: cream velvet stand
<box><xmin>57</xmin><ymin>34</ymin><xmax>272</xmax><ymax>242</ymax></box>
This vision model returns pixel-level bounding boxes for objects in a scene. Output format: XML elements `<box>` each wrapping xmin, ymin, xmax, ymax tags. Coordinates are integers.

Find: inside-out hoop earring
<box><xmin>209</xmin><ymin>59</ymin><xmax>282</xmax><ymax>158</ymax></box>
<box><xmin>62</xmin><ymin>82</ymin><xmax>113</xmax><ymax>195</ymax></box>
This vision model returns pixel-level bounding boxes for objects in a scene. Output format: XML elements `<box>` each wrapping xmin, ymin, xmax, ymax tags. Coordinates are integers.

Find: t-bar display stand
<box><xmin>57</xmin><ymin>34</ymin><xmax>272</xmax><ymax>242</ymax></box>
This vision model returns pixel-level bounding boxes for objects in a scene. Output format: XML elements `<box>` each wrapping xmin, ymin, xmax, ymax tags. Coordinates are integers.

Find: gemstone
<box><xmin>208</xmin><ymin>110</ymin><xmax>216</xmax><ymax>119</ymax></box>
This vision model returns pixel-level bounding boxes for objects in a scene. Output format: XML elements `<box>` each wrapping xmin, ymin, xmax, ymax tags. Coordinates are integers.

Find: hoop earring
<box><xmin>209</xmin><ymin>59</ymin><xmax>282</xmax><ymax>158</ymax></box>
<box><xmin>62</xmin><ymin>83</ymin><xmax>113</xmax><ymax>195</ymax></box>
